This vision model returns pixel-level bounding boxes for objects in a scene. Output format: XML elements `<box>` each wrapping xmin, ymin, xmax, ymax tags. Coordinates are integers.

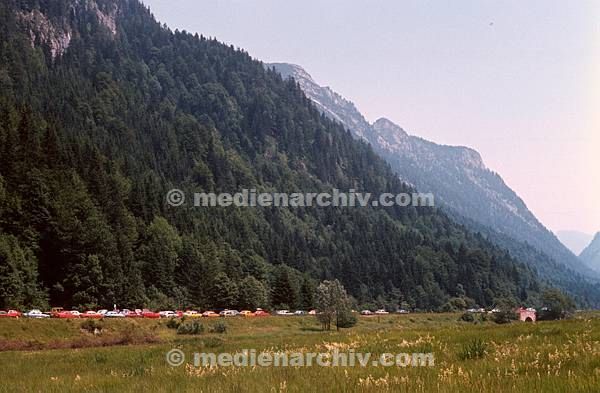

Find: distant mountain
<box><xmin>580</xmin><ymin>233</ymin><xmax>600</xmax><ymax>272</ymax></box>
<box><xmin>269</xmin><ymin>62</ymin><xmax>600</xmax><ymax>302</ymax></box>
<box><xmin>557</xmin><ymin>230</ymin><xmax>594</xmax><ymax>255</ymax></box>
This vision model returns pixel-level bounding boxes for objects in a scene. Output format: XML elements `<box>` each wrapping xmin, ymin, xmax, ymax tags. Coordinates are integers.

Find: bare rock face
<box><xmin>16</xmin><ymin>0</ymin><xmax>118</xmax><ymax>60</ymax></box>
<box><xmin>17</xmin><ymin>8</ymin><xmax>72</xmax><ymax>59</ymax></box>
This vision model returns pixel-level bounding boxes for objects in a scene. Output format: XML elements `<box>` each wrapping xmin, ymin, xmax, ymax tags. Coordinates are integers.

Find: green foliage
<box><xmin>492</xmin><ymin>297</ymin><xmax>518</xmax><ymax>324</ymax></box>
<box><xmin>539</xmin><ymin>289</ymin><xmax>576</xmax><ymax>320</ymax></box>
<box><xmin>0</xmin><ymin>233</ymin><xmax>47</xmax><ymax>309</ymax></box>
<box><xmin>458</xmin><ymin>338</ymin><xmax>488</xmax><ymax>360</ymax></box>
<box><xmin>80</xmin><ymin>319</ymin><xmax>104</xmax><ymax>334</ymax></box>
<box><xmin>209</xmin><ymin>321</ymin><xmax>228</xmax><ymax>334</ymax></box>
<box><xmin>176</xmin><ymin>320</ymin><xmax>204</xmax><ymax>335</ymax></box>
<box><xmin>238</xmin><ymin>276</ymin><xmax>269</xmax><ymax>310</ymax></box>
<box><xmin>336</xmin><ymin>309</ymin><xmax>358</xmax><ymax>328</ymax></box>
<box><xmin>459</xmin><ymin>312</ymin><xmax>475</xmax><ymax>323</ymax></box>
<box><xmin>165</xmin><ymin>318</ymin><xmax>181</xmax><ymax>330</ymax></box>
<box><xmin>441</xmin><ymin>297</ymin><xmax>468</xmax><ymax>312</ymax></box>
<box><xmin>315</xmin><ymin>280</ymin><xmax>355</xmax><ymax>330</ymax></box>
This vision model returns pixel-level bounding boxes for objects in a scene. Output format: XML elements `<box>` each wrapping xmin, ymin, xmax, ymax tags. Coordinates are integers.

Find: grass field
<box><xmin>1</xmin><ymin>313</ymin><xmax>599</xmax><ymax>392</ymax></box>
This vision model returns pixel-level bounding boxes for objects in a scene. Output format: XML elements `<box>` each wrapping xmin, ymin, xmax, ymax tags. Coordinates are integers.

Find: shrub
<box><xmin>336</xmin><ymin>310</ymin><xmax>357</xmax><ymax>328</ymax></box>
<box><xmin>80</xmin><ymin>319</ymin><xmax>103</xmax><ymax>334</ymax></box>
<box><xmin>177</xmin><ymin>320</ymin><xmax>204</xmax><ymax>335</ymax></box>
<box><xmin>459</xmin><ymin>312</ymin><xmax>475</xmax><ymax>323</ymax></box>
<box><xmin>492</xmin><ymin>310</ymin><xmax>517</xmax><ymax>324</ymax></box>
<box><xmin>209</xmin><ymin>321</ymin><xmax>228</xmax><ymax>334</ymax></box>
<box><xmin>458</xmin><ymin>338</ymin><xmax>487</xmax><ymax>360</ymax></box>
<box><xmin>166</xmin><ymin>318</ymin><xmax>181</xmax><ymax>330</ymax></box>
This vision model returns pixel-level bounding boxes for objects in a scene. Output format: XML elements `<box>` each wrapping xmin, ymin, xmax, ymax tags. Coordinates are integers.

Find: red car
<box><xmin>254</xmin><ymin>309</ymin><xmax>270</xmax><ymax>317</ymax></box>
<box><xmin>123</xmin><ymin>309</ymin><xmax>143</xmax><ymax>318</ymax></box>
<box><xmin>0</xmin><ymin>310</ymin><xmax>22</xmax><ymax>318</ymax></box>
<box><xmin>81</xmin><ymin>311</ymin><xmax>103</xmax><ymax>319</ymax></box>
<box><xmin>142</xmin><ymin>309</ymin><xmax>160</xmax><ymax>319</ymax></box>
<box><xmin>55</xmin><ymin>310</ymin><xmax>80</xmax><ymax>319</ymax></box>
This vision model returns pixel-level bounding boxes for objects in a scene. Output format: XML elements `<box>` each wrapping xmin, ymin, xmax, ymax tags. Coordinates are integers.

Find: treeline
<box><xmin>1</xmin><ymin>0</ymin><xmax>548</xmax><ymax>311</ymax></box>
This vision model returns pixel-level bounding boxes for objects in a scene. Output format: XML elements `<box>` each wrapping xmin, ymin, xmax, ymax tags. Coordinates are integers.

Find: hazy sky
<box><xmin>143</xmin><ymin>0</ymin><xmax>600</xmax><ymax>235</ymax></box>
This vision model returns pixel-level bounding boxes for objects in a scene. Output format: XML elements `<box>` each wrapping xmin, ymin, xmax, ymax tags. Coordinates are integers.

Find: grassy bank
<box><xmin>0</xmin><ymin>313</ymin><xmax>599</xmax><ymax>392</ymax></box>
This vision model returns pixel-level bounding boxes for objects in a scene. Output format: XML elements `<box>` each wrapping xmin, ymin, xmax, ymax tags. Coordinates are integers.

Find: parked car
<box><xmin>375</xmin><ymin>309</ymin><xmax>389</xmax><ymax>315</ymax></box>
<box><xmin>294</xmin><ymin>310</ymin><xmax>307</xmax><ymax>315</ymax></box>
<box><xmin>142</xmin><ymin>310</ymin><xmax>161</xmax><ymax>319</ymax></box>
<box><xmin>466</xmin><ymin>308</ymin><xmax>485</xmax><ymax>313</ymax></box>
<box><xmin>159</xmin><ymin>311</ymin><xmax>178</xmax><ymax>318</ymax></box>
<box><xmin>202</xmin><ymin>311</ymin><xmax>219</xmax><ymax>318</ymax></box>
<box><xmin>82</xmin><ymin>311</ymin><xmax>103</xmax><ymax>319</ymax></box>
<box><xmin>397</xmin><ymin>309</ymin><xmax>410</xmax><ymax>314</ymax></box>
<box><xmin>276</xmin><ymin>310</ymin><xmax>295</xmax><ymax>316</ymax></box>
<box><xmin>50</xmin><ymin>307</ymin><xmax>64</xmax><ymax>317</ymax></box>
<box><xmin>105</xmin><ymin>311</ymin><xmax>125</xmax><ymax>318</ymax></box>
<box><xmin>240</xmin><ymin>310</ymin><xmax>255</xmax><ymax>317</ymax></box>
<box><xmin>97</xmin><ymin>309</ymin><xmax>108</xmax><ymax>315</ymax></box>
<box><xmin>54</xmin><ymin>310</ymin><xmax>80</xmax><ymax>319</ymax></box>
<box><xmin>360</xmin><ymin>310</ymin><xmax>373</xmax><ymax>315</ymax></box>
<box><xmin>220</xmin><ymin>309</ymin><xmax>239</xmax><ymax>317</ymax></box>
<box><xmin>25</xmin><ymin>309</ymin><xmax>50</xmax><ymax>318</ymax></box>
<box><xmin>120</xmin><ymin>309</ymin><xmax>142</xmax><ymax>318</ymax></box>
<box><xmin>0</xmin><ymin>310</ymin><xmax>22</xmax><ymax>318</ymax></box>
<box><xmin>308</xmin><ymin>309</ymin><xmax>317</xmax><ymax>315</ymax></box>
<box><xmin>254</xmin><ymin>309</ymin><xmax>270</xmax><ymax>317</ymax></box>
<box><xmin>183</xmin><ymin>310</ymin><xmax>202</xmax><ymax>318</ymax></box>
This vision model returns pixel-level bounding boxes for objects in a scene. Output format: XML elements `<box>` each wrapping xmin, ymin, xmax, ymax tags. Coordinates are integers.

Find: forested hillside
<box><xmin>0</xmin><ymin>0</ymin><xmax>562</xmax><ymax>311</ymax></box>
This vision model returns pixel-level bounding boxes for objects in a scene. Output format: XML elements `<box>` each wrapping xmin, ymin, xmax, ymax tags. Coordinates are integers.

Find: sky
<box><xmin>143</xmin><ymin>0</ymin><xmax>600</xmax><ymax>235</ymax></box>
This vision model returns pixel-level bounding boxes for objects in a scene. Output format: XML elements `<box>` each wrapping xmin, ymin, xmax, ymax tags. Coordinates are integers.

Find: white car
<box><xmin>276</xmin><ymin>310</ymin><xmax>295</xmax><ymax>316</ymax></box>
<box><xmin>105</xmin><ymin>311</ymin><xmax>125</xmax><ymax>318</ymax></box>
<box><xmin>219</xmin><ymin>310</ymin><xmax>239</xmax><ymax>317</ymax></box>
<box><xmin>159</xmin><ymin>311</ymin><xmax>178</xmax><ymax>318</ymax></box>
<box><xmin>375</xmin><ymin>309</ymin><xmax>389</xmax><ymax>315</ymax></box>
<box><xmin>360</xmin><ymin>310</ymin><xmax>373</xmax><ymax>315</ymax></box>
<box><xmin>397</xmin><ymin>309</ymin><xmax>410</xmax><ymax>314</ymax></box>
<box><xmin>25</xmin><ymin>309</ymin><xmax>50</xmax><ymax>318</ymax></box>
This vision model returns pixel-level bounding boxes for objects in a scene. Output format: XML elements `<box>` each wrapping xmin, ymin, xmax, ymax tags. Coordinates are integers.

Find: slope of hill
<box><xmin>269</xmin><ymin>62</ymin><xmax>600</xmax><ymax>304</ymax></box>
<box><xmin>580</xmin><ymin>233</ymin><xmax>600</xmax><ymax>272</ymax></box>
<box><xmin>0</xmin><ymin>0</ymin><xmax>561</xmax><ymax>311</ymax></box>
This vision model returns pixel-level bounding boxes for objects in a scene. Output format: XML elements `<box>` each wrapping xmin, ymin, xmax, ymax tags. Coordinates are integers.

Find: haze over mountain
<box><xmin>269</xmin><ymin>62</ymin><xmax>600</xmax><ymax>299</ymax></box>
<box><xmin>557</xmin><ymin>230</ymin><xmax>594</xmax><ymax>255</ymax></box>
<box><xmin>580</xmin><ymin>233</ymin><xmax>600</xmax><ymax>273</ymax></box>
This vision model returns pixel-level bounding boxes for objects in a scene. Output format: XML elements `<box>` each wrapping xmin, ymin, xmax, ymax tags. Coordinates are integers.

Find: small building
<box><xmin>518</xmin><ymin>307</ymin><xmax>536</xmax><ymax>322</ymax></box>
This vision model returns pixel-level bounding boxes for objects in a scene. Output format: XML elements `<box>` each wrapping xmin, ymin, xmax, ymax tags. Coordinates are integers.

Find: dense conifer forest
<box><xmin>1</xmin><ymin>0</ymin><xmax>585</xmax><ymax>311</ymax></box>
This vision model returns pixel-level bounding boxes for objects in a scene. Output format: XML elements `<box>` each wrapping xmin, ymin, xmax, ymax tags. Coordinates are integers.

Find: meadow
<box><xmin>0</xmin><ymin>313</ymin><xmax>599</xmax><ymax>392</ymax></box>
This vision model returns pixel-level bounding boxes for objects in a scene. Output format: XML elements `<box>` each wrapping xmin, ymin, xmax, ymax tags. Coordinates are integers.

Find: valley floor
<box><xmin>0</xmin><ymin>313</ymin><xmax>599</xmax><ymax>392</ymax></box>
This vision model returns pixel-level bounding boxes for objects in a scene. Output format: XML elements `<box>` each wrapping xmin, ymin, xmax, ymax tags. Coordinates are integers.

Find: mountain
<box><xmin>557</xmin><ymin>230</ymin><xmax>594</xmax><ymax>255</ymax></box>
<box><xmin>580</xmin><ymin>233</ymin><xmax>600</xmax><ymax>272</ymax></box>
<box><xmin>0</xmin><ymin>0</ymin><xmax>557</xmax><ymax>311</ymax></box>
<box><xmin>269</xmin><ymin>62</ymin><xmax>600</xmax><ymax>303</ymax></box>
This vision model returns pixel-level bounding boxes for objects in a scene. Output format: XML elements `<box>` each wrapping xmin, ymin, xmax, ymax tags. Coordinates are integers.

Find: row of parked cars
<box><xmin>0</xmin><ymin>307</ymin><xmax>316</xmax><ymax>319</ymax></box>
<box><xmin>360</xmin><ymin>309</ymin><xmax>410</xmax><ymax>315</ymax></box>
<box><xmin>1</xmin><ymin>307</ymin><xmax>408</xmax><ymax>319</ymax></box>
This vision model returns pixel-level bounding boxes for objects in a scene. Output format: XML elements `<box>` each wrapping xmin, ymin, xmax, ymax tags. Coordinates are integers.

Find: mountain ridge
<box><xmin>268</xmin><ymin>62</ymin><xmax>600</xmax><ymax>300</ymax></box>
